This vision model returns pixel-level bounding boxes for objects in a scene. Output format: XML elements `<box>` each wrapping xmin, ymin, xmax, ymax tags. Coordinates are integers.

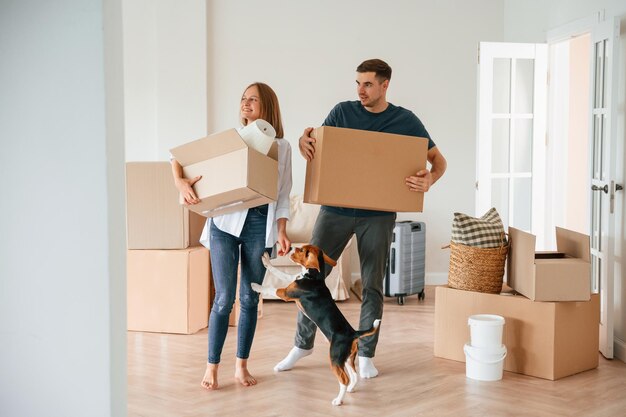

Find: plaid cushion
<box><xmin>451</xmin><ymin>208</ymin><xmax>506</xmax><ymax>248</ymax></box>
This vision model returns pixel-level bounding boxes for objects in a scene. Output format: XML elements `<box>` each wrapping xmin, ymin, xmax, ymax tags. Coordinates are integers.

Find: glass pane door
<box><xmin>590</xmin><ymin>39</ymin><xmax>606</xmax><ymax>295</ymax></box>
<box><xmin>477</xmin><ymin>43</ymin><xmax>547</xmax><ymax>244</ymax></box>
<box><xmin>589</xmin><ymin>18</ymin><xmax>619</xmax><ymax>360</ymax></box>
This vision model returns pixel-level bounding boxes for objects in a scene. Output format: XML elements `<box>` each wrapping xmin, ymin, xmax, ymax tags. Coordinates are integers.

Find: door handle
<box><xmin>591</xmin><ymin>184</ymin><xmax>609</xmax><ymax>194</ymax></box>
<box><xmin>610</xmin><ymin>181</ymin><xmax>622</xmax><ymax>214</ymax></box>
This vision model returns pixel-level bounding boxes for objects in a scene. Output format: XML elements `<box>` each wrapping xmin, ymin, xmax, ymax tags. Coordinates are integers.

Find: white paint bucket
<box><xmin>464</xmin><ymin>343</ymin><xmax>507</xmax><ymax>381</ymax></box>
<box><xmin>468</xmin><ymin>314</ymin><xmax>505</xmax><ymax>348</ymax></box>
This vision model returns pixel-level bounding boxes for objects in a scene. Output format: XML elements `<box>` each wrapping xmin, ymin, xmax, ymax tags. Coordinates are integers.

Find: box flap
<box><xmin>555</xmin><ymin>227</ymin><xmax>590</xmax><ymax>262</ymax></box>
<box><xmin>170</xmin><ymin>129</ymin><xmax>246</xmax><ymax>166</ymax></box>
<box><xmin>507</xmin><ymin>227</ymin><xmax>536</xmax><ymax>293</ymax></box>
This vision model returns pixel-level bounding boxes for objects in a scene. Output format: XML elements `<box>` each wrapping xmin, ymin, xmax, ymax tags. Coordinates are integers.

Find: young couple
<box><xmin>171</xmin><ymin>59</ymin><xmax>447</xmax><ymax>390</ymax></box>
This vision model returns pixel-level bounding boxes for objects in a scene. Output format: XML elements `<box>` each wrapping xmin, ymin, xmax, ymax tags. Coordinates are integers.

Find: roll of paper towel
<box><xmin>238</xmin><ymin>119</ymin><xmax>276</xmax><ymax>155</ymax></box>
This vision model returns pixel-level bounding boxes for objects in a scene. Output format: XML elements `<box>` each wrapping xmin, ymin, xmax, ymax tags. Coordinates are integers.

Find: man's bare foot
<box><xmin>235</xmin><ymin>358</ymin><xmax>257</xmax><ymax>387</ymax></box>
<box><xmin>201</xmin><ymin>363</ymin><xmax>219</xmax><ymax>390</ymax></box>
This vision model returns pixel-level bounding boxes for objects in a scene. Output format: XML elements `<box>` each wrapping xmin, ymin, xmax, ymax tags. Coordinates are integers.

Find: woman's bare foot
<box><xmin>235</xmin><ymin>358</ymin><xmax>257</xmax><ymax>387</ymax></box>
<box><xmin>201</xmin><ymin>363</ymin><xmax>219</xmax><ymax>390</ymax></box>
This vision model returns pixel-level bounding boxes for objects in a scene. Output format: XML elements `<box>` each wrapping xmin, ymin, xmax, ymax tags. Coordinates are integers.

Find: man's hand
<box><xmin>174</xmin><ymin>176</ymin><xmax>202</xmax><ymax>205</ymax></box>
<box><xmin>298</xmin><ymin>127</ymin><xmax>316</xmax><ymax>161</ymax></box>
<box><xmin>405</xmin><ymin>169</ymin><xmax>433</xmax><ymax>192</ymax></box>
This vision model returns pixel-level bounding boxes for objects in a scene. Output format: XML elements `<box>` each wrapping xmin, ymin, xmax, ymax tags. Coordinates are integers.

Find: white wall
<box><xmin>205</xmin><ymin>0</ymin><xmax>504</xmax><ymax>283</ymax></box>
<box><xmin>504</xmin><ymin>0</ymin><xmax>626</xmax><ymax>42</ymax></box>
<box><xmin>0</xmin><ymin>0</ymin><xmax>126</xmax><ymax>416</ymax></box>
<box><xmin>503</xmin><ymin>0</ymin><xmax>626</xmax><ymax>361</ymax></box>
<box><xmin>123</xmin><ymin>0</ymin><xmax>207</xmax><ymax>161</ymax></box>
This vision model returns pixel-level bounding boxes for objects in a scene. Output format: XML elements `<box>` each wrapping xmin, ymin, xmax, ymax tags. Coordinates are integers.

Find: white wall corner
<box><xmin>615</xmin><ymin>337</ymin><xmax>626</xmax><ymax>364</ymax></box>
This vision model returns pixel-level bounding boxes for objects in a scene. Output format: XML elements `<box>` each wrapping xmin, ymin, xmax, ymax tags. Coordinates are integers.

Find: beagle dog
<box><xmin>252</xmin><ymin>245</ymin><xmax>380</xmax><ymax>406</ymax></box>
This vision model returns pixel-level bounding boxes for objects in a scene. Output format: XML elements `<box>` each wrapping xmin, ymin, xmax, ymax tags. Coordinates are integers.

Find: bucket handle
<box><xmin>464</xmin><ymin>345</ymin><xmax>507</xmax><ymax>364</ymax></box>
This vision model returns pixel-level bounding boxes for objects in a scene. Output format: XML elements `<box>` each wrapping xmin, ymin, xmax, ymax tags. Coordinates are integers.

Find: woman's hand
<box><xmin>276</xmin><ymin>230</ymin><xmax>291</xmax><ymax>256</ymax></box>
<box><xmin>174</xmin><ymin>176</ymin><xmax>202</xmax><ymax>205</ymax></box>
<box><xmin>276</xmin><ymin>218</ymin><xmax>292</xmax><ymax>256</ymax></box>
<box><xmin>171</xmin><ymin>159</ymin><xmax>202</xmax><ymax>205</ymax></box>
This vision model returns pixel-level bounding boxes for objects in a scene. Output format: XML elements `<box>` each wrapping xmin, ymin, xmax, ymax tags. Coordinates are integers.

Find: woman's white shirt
<box><xmin>199</xmin><ymin>137</ymin><xmax>292</xmax><ymax>249</ymax></box>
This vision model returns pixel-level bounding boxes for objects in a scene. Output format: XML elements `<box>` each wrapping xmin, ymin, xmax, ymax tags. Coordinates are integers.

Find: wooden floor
<box><xmin>128</xmin><ymin>286</ymin><xmax>626</xmax><ymax>417</ymax></box>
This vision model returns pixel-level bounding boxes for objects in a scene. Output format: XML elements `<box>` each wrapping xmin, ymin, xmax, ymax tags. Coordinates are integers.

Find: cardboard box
<box><xmin>170</xmin><ymin>129</ymin><xmax>278</xmax><ymax>217</ymax></box>
<box><xmin>127</xmin><ymin>247</ymin><xmax>210</xmax><ymax>334</ymax></box>
<box><xmin>126</xmin><ymin>162</ymin><xmax>205</xmax><ymax>249</ymax></box>
<box><xmin>508</xmin><ymin>227</ymin><xmax>591</xmax><ymax>301</ymax></box>
<box><xmin>303</xmin><ymin>126</ymin><xmax>429</xmax><ymax>212</ymax></box>
<box><xmin>434</xmin><ymin>286</ymin><xmax>599</xmax><ymax>380</ymax></box>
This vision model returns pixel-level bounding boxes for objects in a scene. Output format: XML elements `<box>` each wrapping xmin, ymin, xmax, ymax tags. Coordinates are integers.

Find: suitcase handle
<box><xmin>390</xmin><ymin>248</ymin><xmax>395</xmax><ymax>274</ymax></box>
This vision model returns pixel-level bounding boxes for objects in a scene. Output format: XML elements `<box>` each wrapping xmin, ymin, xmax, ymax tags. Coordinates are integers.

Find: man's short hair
<box><xmin>356</xmin><ymin>59</ymin><xmax>392</xmax><ymax>82</ymax></box>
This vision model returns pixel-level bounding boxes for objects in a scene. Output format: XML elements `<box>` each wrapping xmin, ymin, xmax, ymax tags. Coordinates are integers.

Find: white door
<box><xmin>590</xmin><ymin>17</ymin><xmax>620</xmax><ymax>359</ymax></box>
<box><xmin>476</xmin><ymin>43</ymin><xmax>547</xmax><ymax>245</ymax></box>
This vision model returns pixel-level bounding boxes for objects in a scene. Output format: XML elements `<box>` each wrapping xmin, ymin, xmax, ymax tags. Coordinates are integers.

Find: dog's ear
<box><xmin>323</xmin><ymin>253</ymin><xmax>337</xmax><ymax>267</ymax></box>
<box><xmin>304</xmin><ymin>249</ymin><xmax>321</xmax><ymax>271</ymax></box>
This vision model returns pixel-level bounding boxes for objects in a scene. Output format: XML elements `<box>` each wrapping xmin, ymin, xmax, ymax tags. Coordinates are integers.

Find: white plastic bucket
<box><xmin>464</xmin><ymin>343</ymin><xmax>507</xmax><ymax>381</ymax></box>
<box><xmin>468</xmin><ymin>314</ymin><xmax>505</xmax><ymax>348</ymax></box>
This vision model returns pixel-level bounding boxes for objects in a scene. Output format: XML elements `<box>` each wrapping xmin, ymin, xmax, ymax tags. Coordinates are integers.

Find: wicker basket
<box><xmin>447</xmin><ymin>240</ymin><xmax>509</xmax><ymax>294</ymax></box>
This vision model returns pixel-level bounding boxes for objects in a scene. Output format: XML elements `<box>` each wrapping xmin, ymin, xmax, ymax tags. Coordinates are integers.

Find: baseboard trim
<box><xmin>426</xmin><ymin>273</ymin><xmax>447</xmax><ymax>285</ymax></box>
<box><xmin>615</xmin><ymin>337</ymin><xmax>626</xmax><ymax>363</ymax></box>
<box><xmin>351</xmin><ymin>272</ymin><xmax>448</xmax><ymax>286</ymax></box>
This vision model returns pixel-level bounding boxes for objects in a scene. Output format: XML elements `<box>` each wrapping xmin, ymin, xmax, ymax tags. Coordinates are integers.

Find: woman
<box><xmin>172</xmin><ymin>82</ymin><xmax>292</xmax><ymax>389</ymax></box>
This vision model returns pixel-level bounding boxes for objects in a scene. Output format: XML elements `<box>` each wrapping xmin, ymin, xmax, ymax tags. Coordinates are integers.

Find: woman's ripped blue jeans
<box><xmin>207</xmin><ymin>206</ymin><xmax>270</xmax><ymax>363</ymax></box>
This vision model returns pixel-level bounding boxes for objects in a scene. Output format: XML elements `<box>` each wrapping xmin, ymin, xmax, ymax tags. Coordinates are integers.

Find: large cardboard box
<box><xmin>303</xmin><ymin>126</ymin><xmax>429</xmax><ymax>212</ymax></box>
<box><xmin>126</xmin><ymin>162</ymin><xmax>205</xmax><ymax>249</ymax></box>
<box><xmin>170</xmin><ymin>129</ymin><xmax>278</xmax><ymax>217</ymax></box>
<box><xmin>127</xmin><ymin>247</ymin><xmax>210</xmax><ymax>334</ymax></box>
<box><xmin>434</xmin><ymin>286</ymin><xmax>599</xmax><ymax>380</ymax></box>
<box><xmin>508</xmin><ymin>227</ymin><xmax>591</xmax><ymax>301</ymax></box>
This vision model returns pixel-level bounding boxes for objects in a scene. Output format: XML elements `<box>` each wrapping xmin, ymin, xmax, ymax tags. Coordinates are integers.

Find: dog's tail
<box><xmin>355</xmin><ymin>319</ymin><xmax>381</xmax><ymax>339</ymax></box>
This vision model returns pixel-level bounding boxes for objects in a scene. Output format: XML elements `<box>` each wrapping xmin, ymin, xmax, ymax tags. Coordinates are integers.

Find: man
<box><xmin>275</xmin><ymin>59</ymin><xmax>447</xmax><ymax>378</ymax></box>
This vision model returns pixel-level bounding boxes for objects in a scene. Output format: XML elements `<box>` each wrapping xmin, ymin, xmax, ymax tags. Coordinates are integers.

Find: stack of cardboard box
<box><xmin>126</xmin><ymin>162</ymin><xmax>210</xmax><ymax>334</ymax></box>
<box><xmin>435</xmin><ymin>227</ymin><xmax>599</xmax><ymax>380</ymax></box>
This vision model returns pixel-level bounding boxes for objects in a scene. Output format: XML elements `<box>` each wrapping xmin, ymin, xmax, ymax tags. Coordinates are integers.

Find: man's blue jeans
<box><xmin>207</xmin><ymin>206</ymin><xmax>269</xmax><ymax>363</ymax></box>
